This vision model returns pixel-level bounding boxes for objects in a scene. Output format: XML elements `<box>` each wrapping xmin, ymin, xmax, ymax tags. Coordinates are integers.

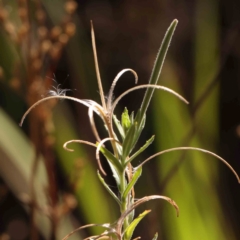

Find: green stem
<box><xmin>120</xmin><ymin>170</ymin><xmax>129</xmax><ymax>237</ymax></box>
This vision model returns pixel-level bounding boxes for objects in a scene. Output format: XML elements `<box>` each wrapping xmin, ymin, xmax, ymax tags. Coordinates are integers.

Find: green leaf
<box><xmin>97</xmin><ymin>171</ymin><xmax>121</xmax><ymax>206</ymax></box>
<box><xmin>99</xmin><ymin>146</ymin><xmax>123</xmax><ymax>188</ymax></box>
<box><xmin>121</xmin><ymin>111</ymin><xmax>146</xmax><ymax>161</ymax></box>
<box><xmin>152</xmin><ymin>232</ymin><xmax>158</xmax><ymax>240</ymax></box>
<box><xmin>99</xmin><ymin>145</ymin><xmax>122</xmax><ymax>173</ymax></box>
<box><xmin>113</xmin><ymin>114</ymin><xmax>125</xmax><ymax>140</ymax></box>
<box><xmin>125</xmin><ymin>135</ymin><xmax>155</xmax><ymax>167</ymax></box>
<box><xmin>136</xmin><ymin>19</ymin><xmax>178</xmax><ymax>128</ymax></box>
<box><xmin>121</xmin><ymin>107</ymin><xmax>131</xmax><ymax>134</ymax></box>
<box><xmin>127</xmin><ymin>198</ymin><xmax>135</xmax><ymax>224</ymax></box>
<box><xmin>99</xmin><ymin>145</ymin><xmax>123</xmax><ymax>188</ymax></box>
<box><xmin>124</xmin><ymin>210</ymin><xmax>151</xmax><ymax>240</ymax></box>
<box><xmin>123</xmin><ymin>167</ymin><xmax>142</xmax><ymax>200</ymax></box>
<box><xmin>130</xmin><ymin>112</ymin><xmax>146</xmax><ymax>151</ymax></box>
<box><xmin>122</xmin><ymin>122</ymin><xmax>137</xmax><ymax>162</ymax></box>
<box><xmin>109</xmin><ymin>161</ymin><xmax>121</xmax><ymax>188</ymax></box>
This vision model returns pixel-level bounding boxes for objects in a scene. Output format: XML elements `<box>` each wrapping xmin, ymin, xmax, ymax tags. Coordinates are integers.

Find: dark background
<box><xmin>0</xmin><ymin>0</ymin><xmax>240</xmax><ymax>239</ymax></box>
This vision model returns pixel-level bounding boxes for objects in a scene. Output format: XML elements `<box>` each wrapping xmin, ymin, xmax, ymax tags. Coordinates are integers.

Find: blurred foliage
<box><xmin>0</xmin><ymin>0</ymin><xmax>240</xmax><ymax>240</ymax></box>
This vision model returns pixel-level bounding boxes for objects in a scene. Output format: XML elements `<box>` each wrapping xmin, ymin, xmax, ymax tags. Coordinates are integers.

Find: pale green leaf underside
<box><xmin>124</xmin><ymin>210</ymin><xmax>151</xmax><ymax>240</ymax></box>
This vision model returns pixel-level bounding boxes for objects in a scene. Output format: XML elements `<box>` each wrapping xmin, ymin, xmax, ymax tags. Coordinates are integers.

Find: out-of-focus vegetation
<box><xmin>0</xmin><ymin>0</ymin><xmax>240</xmax><ymax>240</ymax></box>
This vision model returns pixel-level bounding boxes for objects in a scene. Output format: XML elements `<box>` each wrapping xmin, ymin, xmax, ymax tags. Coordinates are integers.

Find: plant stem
<box><xmin>120</xmin><ymin>170</ymin><xmax>129</xmax><ymax>236</ymax></box>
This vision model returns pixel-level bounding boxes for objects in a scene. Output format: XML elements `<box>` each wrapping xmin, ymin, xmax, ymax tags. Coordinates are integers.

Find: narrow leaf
<box><xmin>127</xmin><ymin>199</ymin><xmax>135</xmax><ymax>224</ymax></box>
<box><xmin>99</xmin><ymin>146</ymin><xmax>122</xmax><ymax>173</ymax></box>
<box><xmin>113</xmin><ymin>114</ymin><xmax>125</xmax><ymax>140</ymax></box>
<box><xmin>124</xmin><ymin>210</ymin><xmax>151</xmax><ymax>240</ymax></box>
<box><xmin>122</xmin><ymin>111</ymin><xmax>146</xmax><ymax>161</ymax></box>
<box><xmin>122</xmin><ymin>122</ymin><xmax>137</xmax><ymax>162</ymax></box>
<box><xmin>97</xmin><ymin>171</ymin><xmax>121</xmax><ymax>206</ymax></box>
<box><xmin>132</xmin><ymin>113</ymin><xmax>146</xmax><ymax>151</ymax></box>
<box><xmin>99</xmin><ymin>146</ymin><xmax>122</xmax><ymax>187</ymax></box>
<box><xmin>137</xmin><ymin>19</ymin><xmax>178</xmax><ymax>128</ymax></box>
<box><xmin>108</xmin><ymin>160</ymin><xmax>121</xmax><ymax>188</ymax></box>
<box><xmin>123</xmin><ymin>167</ymin><xmax>142</xmax><ymax>200</ymax></box>
<box><xmin>125</xmin><ymin>135</ymin><xmax>155</xmax><ymax>167</ymax></box>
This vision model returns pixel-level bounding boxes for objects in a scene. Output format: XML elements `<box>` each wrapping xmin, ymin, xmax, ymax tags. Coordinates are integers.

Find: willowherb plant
<box><xmin>20</xmin><ymin>20</ymin><xmax>240</xmax><ymax>240</ymax></box>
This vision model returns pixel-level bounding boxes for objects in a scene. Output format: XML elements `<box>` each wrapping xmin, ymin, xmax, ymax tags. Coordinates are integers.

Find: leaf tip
<box><xmin>173</xmin><ymin>19</ymin><xmax>178</xmax><ymax>24</ymax></box>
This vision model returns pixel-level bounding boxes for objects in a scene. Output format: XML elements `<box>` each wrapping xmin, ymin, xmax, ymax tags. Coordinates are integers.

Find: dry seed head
<box><xmin>0</xmin><ymin>8</ymin><xmax>8</xmax><ymax>22</ymax></box>
<box><xmin>36</xmin><ymin>10</ymin><xmax>46</xmax><ymax>24</ymax></box>
<box><xmin>30</xmin><ymin>48</ymin><xmax>39</xmax><ymax>59</ymax></box>
<box><xmin>37</xmin><ymin>105</ymin><xmax>52</xmax><ymax>122</ymax></box>
<box><xmin>64</xmin><ymin>1</ymin><xmax>77</xmax><ymax>15</ymax></box>
<box><xmin>41</xmin><ymin>40</ymin><xmax>52</xmax><ymax>53</ymax></box>
<box><xmin>64</xmin><ymin>194</ymin><xmax>77</xmax><ymax>209</ymax></box>
<box><xmin>50</xmin><ymin>43</ymin><xmax>62</xmax><ymax>59</ymax></box>
<box><xmin>18</xmin><ymin>24</ymin><xmax>29</xmax><ymax>39</ymax></box>
<box><xmin>45</xmin><ymin>135</ymin><xmax>55</xmax><ymax>147</ymax></box>
<box><xmin>29</xmin><ymin>76</ymin><xmax>43</xmax><ymax>92</ymax></box>
<box><xmin>32</xmin><ymin>59</ymin><xmax>42</xmax><ymax>72</ymax></box>
<box><xmin>50</xmin><ymin>26</ymin><xmax>62</xmax><ymax>40</ymax></box>
<box><xmin>65</xmin><ymin>22</ymin><xmax>76</xmax><ymax>37</ymax></box>
<box><xmin>59</xmin><ymin>33</ymin><xmax>69</xmax><ymax>45</ymax></box>
<box><xmin>18</xmin><ymin>7</ymin><xmax>28</xmax><ymax>21</ymax></box>
<box><xmin>0</xmin><ymin>233</ymin><xmax>10</xmax><ymax>240</ymax></box>
<box><xmin>38</xmin><ymin>26</ymin><xmax>48</xmax><ymax>39</ymax></box>
<box><xmin>9</xmin><ymin>78</ymin><xmax>21</xmax><ymax>91</ymax></box>
<box><xmin>4</xmin><ymin>22</ymin><xmax>15</xmax><ymax>35</ymax></box>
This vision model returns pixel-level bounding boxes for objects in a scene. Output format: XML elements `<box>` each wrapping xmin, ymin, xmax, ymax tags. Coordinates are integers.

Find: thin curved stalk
<box><xmin>89</xmin><ymin>106</ymin><xmax>102</xmax><ymax>142</ymax></box>
<box><xmin>115</xmin><ymin>195</ymin><xmax>179</xmax><ymax>236</ymax></box>
<box><xmin>19</xmin><ymin>95</ymin><xmax>103</xmax><ymax>127</ymax></box>
<box><xmin>62</xmin><ymin>139</ymin><xmax>107</xmax><ymax>175</ymax></box>
<box><xmin>63</xmin><ymin>139</ymin><xmax>96</xmax><ymax>152</ymax></box>
<box><xmin>136</xmin><ymin>147</ymin><xmax>240</xmax><ymax>183</ymax></box>
<box><xmin>84</xmin><ymin>231</ymin><xmax>116</xmax><ymax>240</ymax></box>
<box><xmin>109</xmin><ymin>84</ymin><xmax>189</xmax><ymax>131</ymax></box>
<box><xmin>107</xmin><ymin>69</ymin><xmax>138</xmax><ymax>111</ymax></box>
<box><xmin>62</xmin><ymin>223</ymin><xmax>118</xmax><ymax>240</ymax></box>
